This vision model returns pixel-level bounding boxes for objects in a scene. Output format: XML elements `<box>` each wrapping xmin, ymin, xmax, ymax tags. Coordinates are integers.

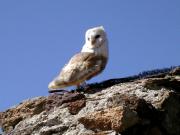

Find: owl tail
<box><xmin>48</xmin><ymin>78</ymin><xmax>66</xmax><ymax>90</ymax></box>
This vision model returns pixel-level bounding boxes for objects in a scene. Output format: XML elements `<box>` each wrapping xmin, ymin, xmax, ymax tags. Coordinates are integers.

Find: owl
<box><xmin>48</xmin><ymin>26</ymin><xmax>109</xmax><ymax>91</ymax></box>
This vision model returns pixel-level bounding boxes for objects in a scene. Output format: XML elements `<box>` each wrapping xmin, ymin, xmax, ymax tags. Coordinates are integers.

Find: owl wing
<box><xmin>58</xmin><ymin>52</ymin><xmax>107</xmax><ymax>85</ymax></box>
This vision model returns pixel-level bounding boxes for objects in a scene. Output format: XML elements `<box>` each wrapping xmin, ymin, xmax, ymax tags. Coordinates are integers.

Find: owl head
<box><xmin>85</xmin><ymin>26</ymin><xmax>107</xmax><ymax>47</ymax></box>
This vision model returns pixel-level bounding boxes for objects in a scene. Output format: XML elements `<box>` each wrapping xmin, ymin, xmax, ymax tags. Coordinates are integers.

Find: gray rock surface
<box><xmin>0</xmin><ymin>67</ymin><xmax>180</xmax><ymax>135</ymax></box>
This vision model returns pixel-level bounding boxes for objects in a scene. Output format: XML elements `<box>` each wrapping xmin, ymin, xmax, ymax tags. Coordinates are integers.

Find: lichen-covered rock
<box><xmin>0</xmin><ymin>67</ymin><xmax>179</xmax><ymax>135</ymax></box>
<box><xmin>0</xmin><ymin>97</ymin><xmax>47</xmax><ymax>134</ymax></box>
<box><xmin>81</xmin><ymin>131</ymin><xmax>117</xmax><ymax>135</ymax></box>
<box><xmin>78</xmin><ymin>94</ymin><xmax>157</xmax><ymax>133</ymax></box>
<box><xmin>160</xmin><ymin>92</ymin><xmax>180</xmax><ymax>135</ymax></box>
<box><xmin>0</xmin><ymin>92</ymin><xmax>86</xmax><ymax>134</ymax></box>
<box><xmin>79</xmin><ymin>106</ymin><xmax>139</xmax><ymax>132</ymax></box>
<box><xmin>68</xmin><ymin>99</ymin><xmax>86</xmax><ymax>115</ymax></box>
<box><xmin>45</xmin><ymin>92</ymin><xmax>86</xmax><ymax>112</ymax></box>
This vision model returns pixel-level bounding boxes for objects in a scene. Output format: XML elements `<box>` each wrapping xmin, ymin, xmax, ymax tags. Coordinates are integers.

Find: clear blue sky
<box><xmin>0</xmin><ymin>1</ymin><xmax>179</xmax><ymax>111</ymax></box>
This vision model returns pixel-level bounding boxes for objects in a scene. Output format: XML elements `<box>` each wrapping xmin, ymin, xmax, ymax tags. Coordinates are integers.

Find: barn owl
<box><xmin>48</xmin><ymin>26</ymin><xmax>109</xmax><ymax>91</ymax></box>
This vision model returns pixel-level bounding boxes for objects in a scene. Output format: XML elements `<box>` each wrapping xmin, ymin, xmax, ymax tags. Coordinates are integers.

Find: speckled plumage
<box><xmin>48</xmin><ymin>26</ymin><xmax>109</xmax><ymax>90</ymax></box>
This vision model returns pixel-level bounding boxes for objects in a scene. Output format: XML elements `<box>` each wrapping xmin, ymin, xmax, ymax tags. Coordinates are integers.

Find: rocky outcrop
<box><xmin>0</xmin><ymin>67</ymin><xmax>180</xmax><ymax>135</ymax></box>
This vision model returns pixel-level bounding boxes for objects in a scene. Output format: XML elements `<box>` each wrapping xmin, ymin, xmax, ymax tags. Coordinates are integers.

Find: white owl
<box><xmin>48</xmin><ymin>26</ymin><xmax>109</xmax><ymax>91</ymax></box>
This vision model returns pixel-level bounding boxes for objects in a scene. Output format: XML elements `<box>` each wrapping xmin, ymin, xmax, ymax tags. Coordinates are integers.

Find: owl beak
<box><xmin>91</xmin><ymin>39</ymin><xmax>96</xmax><ymax>45</ymax></box>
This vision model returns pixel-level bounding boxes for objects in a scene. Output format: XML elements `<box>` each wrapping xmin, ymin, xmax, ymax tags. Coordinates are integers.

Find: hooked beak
<box><xmin>91</xmin><ymin>39</ymin><xmax>96</xmax><ymax>45</ymax></box>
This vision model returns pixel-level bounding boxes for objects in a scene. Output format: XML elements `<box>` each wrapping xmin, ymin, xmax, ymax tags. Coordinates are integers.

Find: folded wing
<box><xmin>49</xmin><ymin>52</ymin><xmax>107</xmax><ymax>89</ymax></box>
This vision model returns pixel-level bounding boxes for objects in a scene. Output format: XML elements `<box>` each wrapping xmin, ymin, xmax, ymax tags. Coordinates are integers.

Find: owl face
<box><xmin>85</xmin><ymin>26</ymin><xmax>107</xmax><ymax>48</ymax></box>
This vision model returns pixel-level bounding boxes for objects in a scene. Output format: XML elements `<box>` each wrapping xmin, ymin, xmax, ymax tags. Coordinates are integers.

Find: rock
<box><xmin>68</xmin><ymin>99</ymin><xmax>86</xmax><ymax>115</ymax></box>
<box><xmin>45</xmin><ymin>92</ymin><xmax>85</xmax><ymax>112</ymax></box>
<box><xmin>0</xmin><ymin>97</ymin><xmax>47</xmax><ymax>134</ymax></box>
<box><xmin>79</xmin><ymin>106</ymin><xmax>139</xmax><ymax>132</ymax></box>
<box><xmin>81</xmin><ymin>131</ymin><xmax>117</xmax><ymax>135</ymax></box>
<box><xmin>160</xmin><ymin>92</ymin><xmax>180</xmax><ymax>135</ymax></box>
<box><xmin>78</xmin><ymin>94</ymin><xmax>157</xmax><ymax>133</ymax></box>
<box><xmin>142</xmin><ymin>77</ymin><xmax>180</xmax><ymax>91</ymax></box>
<box><xmin>170</xmin><ymin>67</ymin><xmax>180</xmax><ymax>75</ymax></box>
<box><xmin>0</xmin><ymin>67</ymin><xmax>180</xmax><ymax>135</ymax></box>
<box><xmin>0</xmin><ymin>92</ymin><xmax>86</xmax><ymax>134</ymax></box>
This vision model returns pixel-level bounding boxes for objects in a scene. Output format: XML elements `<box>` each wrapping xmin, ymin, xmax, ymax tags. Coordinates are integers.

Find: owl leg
<box><xmin>76</xmin><ymin>84</ymin><xmax>81</xmax><ymax>89</ymax></box>
<box><xmin>81</xmin><ymin>81</ymin><xmax>87</xmax><ymax>87</ymax></box>
<box><xmin>76</xmin><ymin>81</ymin><xmax>86</xmax><ymax>89</ymax></box>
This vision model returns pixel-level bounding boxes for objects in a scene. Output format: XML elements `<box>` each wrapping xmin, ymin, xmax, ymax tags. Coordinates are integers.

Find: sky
<box><xmin>0</xmin><ymin>0</ymin><xmax>179</xmax><ymax>112</ymax></box>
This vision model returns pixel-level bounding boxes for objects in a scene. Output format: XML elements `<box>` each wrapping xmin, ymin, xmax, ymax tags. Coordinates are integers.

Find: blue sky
<box><xmin>0</xmin><ymin>1</ymin><xmax>179</xmax><ymax>111</ymax></box>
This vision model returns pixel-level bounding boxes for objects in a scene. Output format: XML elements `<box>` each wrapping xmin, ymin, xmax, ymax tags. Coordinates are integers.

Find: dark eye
<box><xmin>88</xmin><ymin>37</ymin><xmax>90</xmax><ymax>41</ymax></box>
<box><xmin>95</xmin><ymin>35</ymin><xmax>100</xmax><ymax>39</ymax></box>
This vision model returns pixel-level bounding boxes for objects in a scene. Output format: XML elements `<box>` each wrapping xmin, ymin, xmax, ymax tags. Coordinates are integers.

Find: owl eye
<box><xmin>95</xmin><ymin>35</ymin><xmax>100</xmax><ymax>39</ymax></box>
<box><xmin>88</xmin><ymin>37</ymin><xmax>90</xmax><ymax>41</ymax></box>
